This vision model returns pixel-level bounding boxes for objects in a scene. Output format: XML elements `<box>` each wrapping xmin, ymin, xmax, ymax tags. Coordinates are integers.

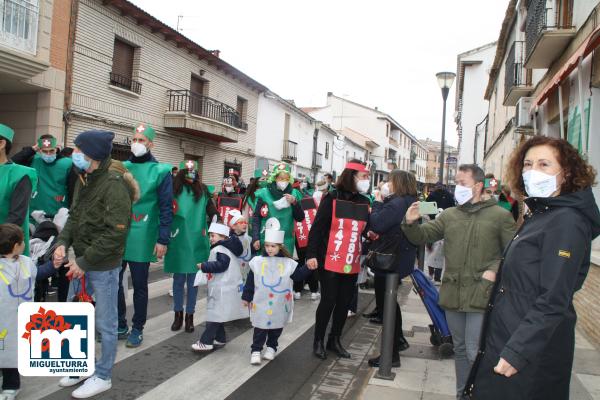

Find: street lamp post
<box><xmin>312</xmin><ymin>121</ymin><xmax>322</xmax><ymax>184</ymax></box>
<box><xmin>436</xmin><ymin>71</ymin><xmax>456</xmax><ymax>184</ymax></box>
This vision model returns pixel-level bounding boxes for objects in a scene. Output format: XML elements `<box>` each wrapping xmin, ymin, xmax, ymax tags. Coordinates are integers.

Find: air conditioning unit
<box><xmin>515</xmin><ymin>97</ymin><xmax>533</xmax><ymax>128</ymax></box>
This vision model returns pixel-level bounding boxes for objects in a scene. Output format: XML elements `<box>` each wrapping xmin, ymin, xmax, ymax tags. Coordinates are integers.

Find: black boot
<box><xmin>313</xmin><ymin>339</ymin><xmax>327</xmax><ymax>360</ymax></box>
<box><xmin>184</xmin><ymin>313</ymin><xmax>194</xmax><ymax>333</ymax></box>
<box><xmin>326</xmin><ymin>335</ymin><xmax>351</xmax><ymax>358</ymax></box>
<box><xmin>171</xmin><ymin>311</ymin><xmax>183</xmax><ymax>331</ymax></box>
<box><xmin>362</xmin><ymin>308</ymin><xmax>379</xmax><ymax>319</ymax></box>
<box><xmin>398</xmin><ymin>336</ymin><xmax>410</xmax><ymax>352</ymax></box>
<box><xmin>367</xmin><ymin>353</ymin><xmax>401</xmax><ymax>368</ymax></box>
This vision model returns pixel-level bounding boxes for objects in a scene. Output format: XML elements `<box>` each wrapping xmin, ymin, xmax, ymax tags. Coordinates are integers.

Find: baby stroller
<box><xmin>410</xmin><ymin>268</ymin><xmax>454</xmax><ymax>358</ymax></box>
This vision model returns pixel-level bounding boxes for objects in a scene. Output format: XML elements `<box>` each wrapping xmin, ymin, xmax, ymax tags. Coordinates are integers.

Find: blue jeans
<box><xmin>251</xmin><ymin>328</ymin><xmax>283</xmax><ymax>352</ymax></box>
<box><xmin>117</xmin><ymin>261</ymin><xmax>149</xmax><ymax>331</ymax></box>
<box><xmin>200</xmin><ymin>322</ymin><xmax>226</xmax><ymax>344</ymax></box>
<box><xmin>86</xmin><ymin>268</ymin><xmax>119</xmax><ymax>380</ymax></box>
<box><xmin>172</xmin><ymin>273</ymin><xmax>198</xmax><ymax>314</ymax></box>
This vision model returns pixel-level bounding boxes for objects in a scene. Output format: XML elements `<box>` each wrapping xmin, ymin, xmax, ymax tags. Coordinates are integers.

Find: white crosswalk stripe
<box><xmin>16</xmin><ymin>274</ymin><xmax>319</xmax><ymax>400</ymax></box>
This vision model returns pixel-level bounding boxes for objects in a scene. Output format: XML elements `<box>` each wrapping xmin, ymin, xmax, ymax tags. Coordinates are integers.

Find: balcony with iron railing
<box><xmin>503</xmin><ymin>41</ymin><xmax>532</xmax><ymax>106</ymax></box>
<box><xmin>282</xmin><ymin>140</ymin><xmax>298</xmax><ymax>163</ymax></box>
<box><xmin>525</xmin><ymin>0</ymin><xmax>575</xmax><ymax>68</ymax></box>
<box><xmin>164</xmin><ymin>90</ymin><xmax>247</xmax><ymax>142</ymax></box>
<box><xmin>109</xmin><ymin>72</ymin><xmax>142</xmax><ymax>95</ymax></box>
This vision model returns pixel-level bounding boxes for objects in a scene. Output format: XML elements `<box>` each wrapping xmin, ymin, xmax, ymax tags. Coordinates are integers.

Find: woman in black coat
<box><xmin>307</xmin><ymin>160</ymin><xmax>371</xmax><ymax>360</ymax></box>
<box><xmin>367</xmin><ymin>169</ymin><xmax>417</xmax><ymax>367</ymax></box>
<box><xmin>466</xmin><ymin>137</ymin><xmax>600</xmax><ymax>400</ymax></box>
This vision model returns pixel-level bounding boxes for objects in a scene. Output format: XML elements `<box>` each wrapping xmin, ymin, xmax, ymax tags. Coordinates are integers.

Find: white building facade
<box><xmin>455</xmin><ymin>42</ymin><xmax>497</xmax><ymax>166</ymax></box>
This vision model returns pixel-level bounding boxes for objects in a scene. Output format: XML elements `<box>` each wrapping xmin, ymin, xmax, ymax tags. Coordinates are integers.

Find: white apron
<box><xmin>205</xmin><ymin>245</ymin><xmax>248</xmax><ymax>323</ymax></box>
<box><xmin>237</xmin><ymin>232</ymin><xmax>253</xmax><ymax>282</ymax></box>
<box><xmin>249</xmin><ymin>256</ymin><xmax>297</xmax><ymax>330</ymax></box>
<box><xmin>0</xmin><ymin>256</ymin><xmax>37</xmax><ymax>367</ymax></box>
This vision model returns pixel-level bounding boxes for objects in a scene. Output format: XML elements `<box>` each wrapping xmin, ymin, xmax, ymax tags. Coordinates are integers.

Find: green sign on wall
<box><xmin>567</xmin><ymin>98</ymin><xmax>591</xmax><ymax>154</ymax></box>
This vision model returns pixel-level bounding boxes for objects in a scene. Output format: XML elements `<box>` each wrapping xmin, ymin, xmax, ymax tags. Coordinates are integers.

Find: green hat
<box><xmin>484</xmin><ymin>178</ymin><xmax>500</xmax><ymax>189</ymax></box>
<box><xmin>133</xmin><ymin>123</ymin><xmax>156</xmax><ymax>142</ymax></box>
<box><xmin>0</xmin><ymin>124</ymin><xmax>14</xmax><ymax>143</ymax></box>
<box><xmin>254</xmin><ymin>168</ymin><xmax>269</xmax><ymax>179</ymax></box>
<box><xmin>179</xmin><ymin>160</ymin><xmax>198</xmax><ymax>171</ymax></box>
<box><xmin>268</xmin><ymin>162</ymin><xmax>293</xmax><ymax>183</ymax></box>
<box><xmin>38</xmin><ymin>136</ymin><xmax>57</xmax><ymax>149</ymax></box>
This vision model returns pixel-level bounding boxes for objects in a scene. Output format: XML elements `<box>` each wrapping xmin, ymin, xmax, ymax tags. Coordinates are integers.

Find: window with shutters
<box><xmin>110</xmin><ymin>38</ymin><xmax>142</xmax><ymax>94</ymax></box>
<box><xmin>236</xmin><ymin>96</ymin><xmax>248</xmax><ymax>130</ymax></box>
<box><xmin>325</xmin><ymin>142</ymin><xmax>329</xmax><ymax>159</ymax></box>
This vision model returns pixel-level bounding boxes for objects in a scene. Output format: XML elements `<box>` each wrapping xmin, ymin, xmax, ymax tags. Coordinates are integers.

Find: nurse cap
<box><xmin>228</xmin><ymin>209</ymin><xmax>244</xmax><ymax>226</ymax></box>
<box><xmin>264</xmin><ymin>218</ymin><xmax>285</xmax><ymax>244</ymax></box>
<box><xmin>208</xmin><ymin>215</ymin><xmax>230</xmax><ymax>237</ymax></box>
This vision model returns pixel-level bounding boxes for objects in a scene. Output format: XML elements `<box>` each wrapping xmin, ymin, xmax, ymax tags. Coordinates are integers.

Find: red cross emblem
<box><xmin>136</xmin><ymin>124</ymin><xmax>145</xmax><ymax>133</ymax></box>
<box><xmin>278</xmin><ymin>163</ymin><xmax>286</xmax><ymax>171</ymax></box>
<box><xmin>262</xmin><ymin>169</ymin><xmax>268</xmax><ymax>176</ymax></box>
<box><xmin>186</xmin><ymin>160</ymin><xmax>195</xmax><ymax>170</ymax></box>
<box><xmin>260</xmin><ymin>204</ymin><xmax>269</xmax><ymax>217</ymax></box>
<box><xmin>42</xmin><ymin>139</ymin><xmax>51</xmax><ymax>148</ymax></box>
<box><xmin>490</xmin><ymin>179</ymin><xmax>497</xmax><ymax>187</ymax></box>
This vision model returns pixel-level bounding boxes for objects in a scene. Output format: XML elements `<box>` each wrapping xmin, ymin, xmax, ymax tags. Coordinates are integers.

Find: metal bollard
<box><xmin>376</xmin><ymin>272</ymin><xmax>400</xmax><ymax>380</ymax></box>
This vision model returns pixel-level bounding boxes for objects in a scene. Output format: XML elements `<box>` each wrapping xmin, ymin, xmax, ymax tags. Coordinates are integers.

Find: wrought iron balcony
<box><xmin>0</xmin><ymin>0</ymin><xmax>39</xmax><ymax>55</ymax></box>
<box><xmin>109</xmin><ymin>72</ymin><xmax>142</xmax><ymax>94</ymax></box>
<box><xmin>164</xmin><ymin>90</ymin><xmax>247</xmax><ymax>142</ymax></box>
<box><xmin>525</xmin><ymin>0</ymin><xmax>575</xmax><ymax>68</ymax></box>
<box><xmin>282</xmin><ymin>140</ymin><xmax>297</xmax><ymax>162</ymax></box>
<box><xmin>504</xmin><ymin>41</ymin><xmax>532</xmax><ymax>106</ymax></box>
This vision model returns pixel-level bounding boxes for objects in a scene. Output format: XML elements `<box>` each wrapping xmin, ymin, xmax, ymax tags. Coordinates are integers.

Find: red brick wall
<box><xmin>50</xmin><ymin>0</ymin><xmax>72</xmax><ymax>70</ymax></box>
<box><xmin>574</xmin><ymin>264</ymin><xmax>600</xmax><ymax>349</ymax></box>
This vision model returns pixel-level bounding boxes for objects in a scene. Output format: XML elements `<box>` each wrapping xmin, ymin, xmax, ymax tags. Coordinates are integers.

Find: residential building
<box><xmin>455</xmin><ymin>42</ymin><xmax>497</xmax><ymax>165</ymax></box>
<box><xmin>304</xmin><ymin>93</ymin><xmax>427</xmax><ymax>186</ymax></box>
<box><xmin>64</xmin><ymin>0</ymin><xmax>266</xmax><ymax>188</ymax></box>
<box><xmin>422</xmin><ymin>138</ymin><xmax>459</xmax><ymax>187</ymax></box>
<box><xmin>332</xmin><ymin>127</ymin><xmax>372</xmax><ymax>177</ymax></box>
<box><xmin>411</xmin><ymin>139</ymin><xmax>428</xmax><ymax>184</ymax></box>
<box><xmin>255</xmin><ymin>92</ymin><xmax>335</xmax><ymax>183</ymax></box>
<box><xmin>0</xmin><ymin>0</ymin><xmax>73</xmax><ymax>152</ymax></box>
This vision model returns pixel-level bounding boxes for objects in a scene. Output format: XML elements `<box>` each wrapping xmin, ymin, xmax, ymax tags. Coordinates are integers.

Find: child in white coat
<box><xmin>242</xmin><ymin>219</ymin><xmax>312</xmax><ymax>365</ymax></box>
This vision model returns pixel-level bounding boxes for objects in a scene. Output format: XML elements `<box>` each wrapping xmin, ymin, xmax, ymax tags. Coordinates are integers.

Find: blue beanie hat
<box><xmin>74</xmin><ymin>130</ymin><xmax>114</xmax><ymax>161</ymax></box>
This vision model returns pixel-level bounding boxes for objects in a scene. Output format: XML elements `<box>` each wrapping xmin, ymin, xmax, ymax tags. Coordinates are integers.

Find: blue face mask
<box><xmin>41</xmin><ymin>153</ymin><xmax>56</xmax><ymax>164</ymax></box>
<box><xmin>72</xmin><ymin>152</ymin><xmax>91</xmax><ymax>171</ymax></box>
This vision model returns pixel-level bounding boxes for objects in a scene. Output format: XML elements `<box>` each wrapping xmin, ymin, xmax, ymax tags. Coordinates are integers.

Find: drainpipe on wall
<box><xmin>62</xmin><ymin>0</ymin><xmax>81</xmax><ymax>148</ymax></box>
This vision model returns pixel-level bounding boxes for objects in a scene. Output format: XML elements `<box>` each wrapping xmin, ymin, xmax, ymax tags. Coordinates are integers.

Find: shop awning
<box><xmin>532</xmin><ymin>24</ymin><xmax>600</xmax><ymax>109</ymax></box>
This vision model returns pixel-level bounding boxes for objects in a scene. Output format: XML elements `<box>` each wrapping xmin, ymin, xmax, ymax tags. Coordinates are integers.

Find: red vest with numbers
<box><xmin>295</xmin><ymin>197</ymin><xmax>318</xmax><ymax>249</ymax></box>
<box><xmin>324</xmin><ymin>199</ymin><xmax>369</xmax><ymax>274</ymax></box>
<box><xmin>218</xmin><ymin>195</ymin><xmax>243</xmax><ymax>226</ymax></box>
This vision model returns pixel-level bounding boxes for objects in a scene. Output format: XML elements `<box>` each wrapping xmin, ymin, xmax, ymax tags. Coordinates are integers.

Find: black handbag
<box><xmin>362</xmin><ymin>233</ymin><xmax>402</xmax><ymax>272</ymax></box>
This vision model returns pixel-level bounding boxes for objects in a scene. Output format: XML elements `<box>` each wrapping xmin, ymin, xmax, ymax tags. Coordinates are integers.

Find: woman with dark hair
<box><xmin>307</xmin><ymin>160</ymin><xmax>371</xmax><ymax>360</ymax></box>
<box><xmin>164</xmin><ymin>160</ymin><xmax>218</xmax><ymax>333</ymax></box>
<box><xmin>366</xmin><ymin>170</ymin><xmax>418</xmax><ymax>367</ymax></box>
<box><xmin>466</xmin><ymin>137</ymin><xmax>600</xmax><ymax>400</ymax></box>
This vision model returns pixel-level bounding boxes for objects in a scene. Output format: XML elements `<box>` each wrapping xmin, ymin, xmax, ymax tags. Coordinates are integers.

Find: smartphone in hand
<box><xmin>419</xmin><ymin>201</ymin><xmax>439</xmax><ymax>215</ymax></box>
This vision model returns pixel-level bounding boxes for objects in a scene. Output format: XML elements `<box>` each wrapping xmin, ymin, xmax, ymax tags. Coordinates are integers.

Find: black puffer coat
<box><xmin>466</xmin><ymin>188</ymin><xmax>600</xmax><ymax>400</ymax></box>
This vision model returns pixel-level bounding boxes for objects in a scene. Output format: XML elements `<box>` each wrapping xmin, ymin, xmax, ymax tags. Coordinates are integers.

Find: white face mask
<box><xmin>523</xmin><ymin>169</ymin><xmax>559</xmax><ymax>198</ymax></box>
<box><xmin>131</xmin><ymin>142</ymin><xmax>148</xmax><ymax>157</ymax></box>
<box><xmin>356</xmin><ymin>179</ymin><xmax>370</xmax><ymax>194</ymax></box>
<box><xmin>454</xmin><ymin>184</ymin><xmax>474</xmax><ymax>205</ymax></box>
<box><xmin>300</xmin><ymin>182</ymin><xmax>307</xmax><ymax>189</ymax></box>
<box><xmin>225</xmin><ymin>186</ymin><xmax>234</xmax><ymax>193</ymax></box>
<box><xmin>381</xmin><ymin>183</ymin><xmax>391</xmax><ymax>198</ymax></box>
<box><xmin>276</xmin><ymin>181</ymin><xmax>289</xmax><ymax>191</ymax></box>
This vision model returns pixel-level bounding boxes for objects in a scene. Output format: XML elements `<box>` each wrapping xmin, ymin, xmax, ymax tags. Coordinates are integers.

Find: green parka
<box><xmin>402</xmin><ymin>198</ymin><xmax>516</xmax><ymax>312</ymax></box>
<box><xmin>57</xmin><ymin>159</ymin><xmax>139</xmax><ymax>271</ymax></box>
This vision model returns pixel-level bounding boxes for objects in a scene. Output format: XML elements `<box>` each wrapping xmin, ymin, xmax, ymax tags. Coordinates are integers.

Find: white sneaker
<box><xmin>59</xmin><ymin>376</ymin><xmax>87</xmax><ymax>387</ymax></box>
<box><xmin>310</xmin><ymin>292</ymin><xmax>321</xmax><ymax>301</ymax></box>
<box><xmin>294</xmin><ymin>292</ymin><xmax>301</xmax><ymax>300</ymax></box>
<box><xmin>71</xmin><ymin>376</ymin><xmax>112</xmax><ymax>399</ymax></box>
<box><xmin>347</xmin><ymin>310</ymin><xmax>356</xmax><ymax>317</ymax></box>
<box><xmin>168</xmin><ymin>289</ymin><xmax>173</xmax><ymax>297</ymax></box>
<box><xmin>191</xmin><ymin>341</ymin><xmax>213</xmax><ymax>351</ymax></box>
<box><xmin>250</xmin><ymin>351</ymin><xmax>262</xmax><ymax>365</ymax></box>
<box><xmin>0</xmin><ymin>389</ymin><xmax>20</xmax><ymax>400</ymax></box>
<box><xmin>263</xmin><ymin>347</ymin><xmax>277</xmax><ymax>361</ymax></box>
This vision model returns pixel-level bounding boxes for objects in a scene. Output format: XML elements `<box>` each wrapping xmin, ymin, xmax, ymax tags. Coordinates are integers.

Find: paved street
<box><xmin>10</xmin><ymin>264</ymin><xmax>600</xmax><ymax>400</ymax></box>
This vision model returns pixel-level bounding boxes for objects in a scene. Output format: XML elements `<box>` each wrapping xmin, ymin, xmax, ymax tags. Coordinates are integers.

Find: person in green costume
<box><xmin>165</xmin><ymin>160</ymin><xmax>218</xmax><ymax>333</ymax></box>
<box><xmin>12</xmin><ymin>134</ymin><xmax>76</xmax><ymax>223</ymax></box>
<box><xmin>251</xmin><ymin>162</ymin><xmax>304</xmax><ymax>254</ymax></box>
<box><xmin>118</xmin><ymin>123</ymin><xmax>174</xmax><ymax>348</ymax></box>
<box><xmin>0</xmin><ymin>124</ymin><xmax>38</xmax><ymax>256</ymax></box>
<box><xmin>299</xmin><ymin>176</ymin><xmax>314</xmax><ymax>196</ymax></box>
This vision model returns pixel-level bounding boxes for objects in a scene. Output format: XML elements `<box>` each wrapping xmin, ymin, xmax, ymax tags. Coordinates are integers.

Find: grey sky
<box><xmin>130</xmin><ymin>0</ymin><xmax>508</xmax><ymax>146</ymax></box>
